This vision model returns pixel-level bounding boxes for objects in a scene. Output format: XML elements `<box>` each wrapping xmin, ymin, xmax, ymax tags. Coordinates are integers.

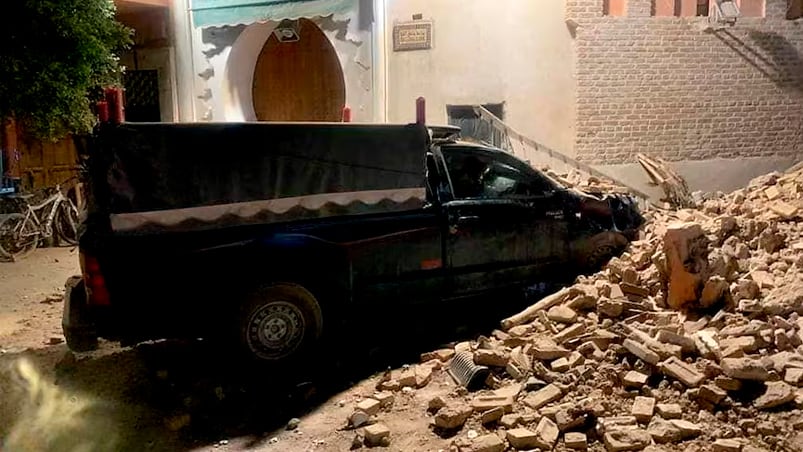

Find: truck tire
<box><xmin>63</xmin><ymin>277</ymin><xmax>99</xmax><ymax>352</ymax></box>
<box><xmin>239</xmin><ymin>283</ymin><xmax>323</xmax><ymax>362</ymax></box>
<box><xmin>578</xmin><ymin>231</ymin><xmax>629</xmax><ymax>271</ymax></box>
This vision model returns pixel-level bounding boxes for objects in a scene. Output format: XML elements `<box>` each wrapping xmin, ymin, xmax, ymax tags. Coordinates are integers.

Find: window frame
<box><xmin>439</xmin><ymin>145</ymin><xmax>559</xmax><ymax>202</ymax></box>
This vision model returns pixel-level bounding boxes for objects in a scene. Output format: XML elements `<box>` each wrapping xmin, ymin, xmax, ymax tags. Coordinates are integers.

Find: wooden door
<box><xmin>252</xmin><ymin>18</ymin><xmax>346</xmax><ymax>122</ymax></box>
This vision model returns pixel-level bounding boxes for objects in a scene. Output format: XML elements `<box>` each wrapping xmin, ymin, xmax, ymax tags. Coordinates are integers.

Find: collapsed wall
<box><xmin>345</xmin><ymin>165</ymin><xmax>803</xmax><ymax>451</ymax></box>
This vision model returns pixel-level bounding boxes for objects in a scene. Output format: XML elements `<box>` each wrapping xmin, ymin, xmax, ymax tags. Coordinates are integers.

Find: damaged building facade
<box><xmin>159</xmin><ymin>0</ymin><xmax>802</xmax><ymax>192</ymax></box>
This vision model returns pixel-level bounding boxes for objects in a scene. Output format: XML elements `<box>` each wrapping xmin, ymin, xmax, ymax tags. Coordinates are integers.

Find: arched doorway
<box><xmin>252</xmin><ymin>18</ymin><xmax>346</xmax><ymax>122</ymax></box>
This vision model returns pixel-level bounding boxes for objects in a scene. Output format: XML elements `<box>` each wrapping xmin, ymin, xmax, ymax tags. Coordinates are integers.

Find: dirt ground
<box><xmin>0</xmin><ymin>247</ymin><xmax>483</xmax><ymax>452</ymax></box>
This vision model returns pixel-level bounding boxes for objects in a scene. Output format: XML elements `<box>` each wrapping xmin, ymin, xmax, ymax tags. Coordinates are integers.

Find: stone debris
<box><xmin>631</xmin><ymin>396</ymin><xmax>655</xmax><ymax>423</ymax></box>
<box><xmin>363</xmin><ymin>166</ymin><xmax>803</xmax><ymax>451</ymax></box>
<box><xmin>564</xmin><ymin>432</ymin><xmax>588</xmax><ymax>450</ymax></box>
<box><xmin>363</xmin><ymin>423</ymin><xmax>390</xmax><ymax>447</ymax></box>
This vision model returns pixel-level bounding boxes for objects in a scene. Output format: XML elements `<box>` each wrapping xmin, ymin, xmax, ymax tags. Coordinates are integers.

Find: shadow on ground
<box><xmin>1</xmin><ymin>282</ymin><xmax>570</xmax><ymax>451</ymax></box>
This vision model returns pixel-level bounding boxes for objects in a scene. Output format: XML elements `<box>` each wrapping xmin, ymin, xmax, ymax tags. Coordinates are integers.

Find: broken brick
<box><xmin>623</xmin><ymin>370</ymin><xmax>649</xmax><ymax>388</ymax></box>
<box><xmin>356</xmin><ymin>398</ymin><xmax>381</xmax><ymax>416</ymax></box>
<box><xmin>547</xmin><ymin>305</ymin><xmax>578</xmax><ymax>323</ymax></box>
<box><xmin>655</xmin><ymin>403</ymin><xmax>682</xmax><ymax>419</ymax></box>
<box><xmin>631</xmin><ymin>396</ymin><xmax>656</xmax><ymax>423</ymax></box>
<box><xmin>659</xmin><ymin>356</ymin><xmax>706</xmax><ymax>387</ymax></box>
<box><xmin>434</xmin><ymin>403</ymin><xmax>473</xmax><ymax>430</ymax></box>
<box><xmin>363</xmin><ymin>423</ymin><xmax>390</xmax><ymax>447</ymax></box>
<box><xmin>623</xmin><ymin>338</ymin><xmax>660</xmax><ymax>365</ymax></box>
<box><xmin>721</xmin><ymin>357</ymin><xmax>771</xmax><ymax>381</ymax></box>
<box><xmin>565</xmin><ymin>432</ymin><xmax>588</xmax><ymax>450</ymax></box>
<box><xmin>533</xmin><ymin>417</ymin><xmax>559</xmax><ymax>450</ymax></box>
<box><xmin>474</xmin><ymin>349</ymin><xmax>509</xmax><ymax>368</ymax></box>
<box><xmin>754</xmin><ymin>381</ymin><xmax>795</xmax><ymax>410</ymax></box>
<box><xmin>467</xmin><ymin>434</ymin><xmax>505</xmax><ymax>452</ymax></box>
<box><xmin>506</xmin><ymin>428</ymin><xmax>539</xmax><ymax>450</ymax></box>
<box><xmin>522</xmin><ymin>384</ymin><xmax>563</xmax><ymax>410</ymax></box>
<box><xmin>470</xmin><ymin>395</ymin><xmax>513</xmax><ymax>413</ymax></box>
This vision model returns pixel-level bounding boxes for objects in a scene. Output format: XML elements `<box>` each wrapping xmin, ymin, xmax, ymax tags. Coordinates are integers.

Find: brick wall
<box><xmin>568</xmin><ymin>0</ymin><xmax>803</xmax><ymax>164</ymax></box>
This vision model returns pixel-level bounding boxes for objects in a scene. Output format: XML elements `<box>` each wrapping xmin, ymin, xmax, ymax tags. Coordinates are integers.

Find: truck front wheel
<box><xmin>239</xmin><ymin>283</ymin><xmax>323</xmax><ymax>362</ymax></box>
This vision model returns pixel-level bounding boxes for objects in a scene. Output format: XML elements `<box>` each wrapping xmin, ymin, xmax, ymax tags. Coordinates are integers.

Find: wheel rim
<box><xmin>588</xmin><ymin>245</ymin><xmax>615</xmax><ymax>269</ymax></box>
<box><xmin>246</xmin><ymin>301</ymin><xmax>306</xmax><ymax>360</ymax></box>
<box><xmin>56</xmin><ymin>203</ymin><xmax>80</xmax><ymax>244</ymax></box>
<box><xmin>0</xmin><ymin>215</ymin><xmax>37</xmax><ymax>258</ymax></box>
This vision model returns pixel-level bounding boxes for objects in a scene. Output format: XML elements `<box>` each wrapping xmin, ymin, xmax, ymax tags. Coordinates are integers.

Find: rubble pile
<box><xmin>346</xmin><ymin>168</ymin><xmax>803</xmax><ymax>451</ymax></box>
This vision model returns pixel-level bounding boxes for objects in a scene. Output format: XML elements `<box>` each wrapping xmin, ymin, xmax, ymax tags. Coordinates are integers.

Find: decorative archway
<box><xmin>252</xmin><ymin>18</ymin><xmax>346</xmax><ymax>121</ymax></box>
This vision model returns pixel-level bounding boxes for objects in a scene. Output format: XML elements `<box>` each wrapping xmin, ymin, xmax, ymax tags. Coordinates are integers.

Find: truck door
<box><xmin>440</xmin><ymin>146</ymin><xmax>569</xmax><ymax>295</ymax></box>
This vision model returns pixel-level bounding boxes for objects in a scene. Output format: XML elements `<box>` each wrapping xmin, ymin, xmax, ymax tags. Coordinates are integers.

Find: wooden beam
<box><xmin>115</xmin><ymin>0</ymin><xmax>168</xmax><ymax>10</ymax></box>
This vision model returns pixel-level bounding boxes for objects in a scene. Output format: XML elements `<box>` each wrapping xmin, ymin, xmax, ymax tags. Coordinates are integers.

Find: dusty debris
<box><xmin>434</xmin><ymin>403</ymin><xmax>473</xmax><ymax>430</ymax></box>
<box><xmin>367</xmin><ymin>164</ymin><xmax>803</xmax><ymax>451</ymax></box>
<box><xmin>363</xmin><ymin>423</ymin><xmax>390</xmax><ymax>447</ymax></box>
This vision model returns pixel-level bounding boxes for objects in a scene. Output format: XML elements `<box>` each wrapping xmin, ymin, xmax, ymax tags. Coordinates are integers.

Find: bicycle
<box><xmin>0</xmin><ymin>180</ymin><xmax>81</xmax><ymax>261</ymax></box>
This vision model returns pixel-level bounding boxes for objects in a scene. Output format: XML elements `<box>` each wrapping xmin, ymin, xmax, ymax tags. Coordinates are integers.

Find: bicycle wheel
<box><xmin>0</xmin><ymin>213</ymin><xmax>39</xmax><ymax>261</ymax></box>
<box><xmin>55</xmin><ymin>200</ymin><xmax>80</xmax><ymax>246</ymax></box>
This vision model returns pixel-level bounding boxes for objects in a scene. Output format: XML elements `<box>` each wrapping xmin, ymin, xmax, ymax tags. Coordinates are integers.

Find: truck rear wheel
<box><xmin>239</xmin><ymin>283</ymin><xmax>323</xmax><ymax>362</ymax></box>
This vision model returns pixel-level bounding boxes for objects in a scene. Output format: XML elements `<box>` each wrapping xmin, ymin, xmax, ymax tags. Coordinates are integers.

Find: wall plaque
<box><xmin>393</xmin><ymin>21</ymin><xmax>432</xmax><ymax>51</ymax></box>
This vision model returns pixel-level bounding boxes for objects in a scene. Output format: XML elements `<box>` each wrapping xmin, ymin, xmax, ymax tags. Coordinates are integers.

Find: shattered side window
<box><xmin>443</xmin><ymin>148</ymin><xmax>553</xmax><ymax>200</ymax></box>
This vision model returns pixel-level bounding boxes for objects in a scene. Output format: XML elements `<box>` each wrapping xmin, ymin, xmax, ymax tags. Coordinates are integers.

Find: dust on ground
<box><xmin>0</xmin><ymin>247</ymin><xmax>472</xmax><ymax>452</ymax></box>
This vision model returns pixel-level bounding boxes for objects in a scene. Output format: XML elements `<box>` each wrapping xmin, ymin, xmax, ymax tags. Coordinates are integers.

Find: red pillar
<box><xmin>416</xmin><ymin>97</ymin><xmax>426</xmax><ymax>125</ymax></box>
<box><xmin>105</xmin><ymin>87</ymin><xmax>125</xmax><ymax>124</ymax></box>
<box><xmin>1</xmin><ymin>117</ymin><xmax>20</xmax><ymax>180</ymax></box>
<box><xmin>341</xmin><ymin>105</ymin><xmax>352</xmax><ymax>123</ymax></box>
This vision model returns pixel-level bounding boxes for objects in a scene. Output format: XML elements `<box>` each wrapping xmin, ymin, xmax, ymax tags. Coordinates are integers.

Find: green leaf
<box><xmin>0</xmin><ymin>0</ymin><xmax>132</xmax><ymax>140</ymax></box>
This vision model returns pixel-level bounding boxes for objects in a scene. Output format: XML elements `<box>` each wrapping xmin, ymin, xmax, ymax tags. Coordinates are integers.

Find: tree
<box><xmin>0</xmin><ymin>0</ymin><xmax>132</xmax><ymax>140</ymax></box>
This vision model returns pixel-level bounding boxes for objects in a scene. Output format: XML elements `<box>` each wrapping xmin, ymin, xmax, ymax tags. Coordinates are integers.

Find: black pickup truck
<box><xmin>63</xmin><ymin>121</ymin><xmax>643</xmax><ymax>362</ymax></box>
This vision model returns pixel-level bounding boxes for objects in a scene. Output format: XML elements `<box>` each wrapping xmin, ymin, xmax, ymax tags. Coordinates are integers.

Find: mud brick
<box><xmin>631</xmin><ymin>396</ymin><xmax>655</xmax><ymax>423</ymax></box>
<box><xmin>506</xmin><ymin>428</ymin><xmax>539</xmax><ymax>450</ymax></box>
<box><xmin>356</xmin><ymin>398</ymin><xmax>381</xmax><ymax>416</ymax></box>
<box><xmin>655</xmin><ymin>403</ymin><xmax>682</xmax><ymax>419</ymax></box>
<box><xmin>522</xmin><ymin>384</ymin><xmax>563</xmax><ymax>410</ymax></box>
<box><xmin>623</xmin><ymin>370</ymin><xmax>649</xmax><ymax>388</ymax></box>
<box><xmin>660</xmin><ymin>356</ymin><xmax>705</xmax><ymax>387</ymax></box>
<box><xmin>623</xmin><ymin>338</ymin><xmax>660</xmax><ymax>365</ymax></box>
